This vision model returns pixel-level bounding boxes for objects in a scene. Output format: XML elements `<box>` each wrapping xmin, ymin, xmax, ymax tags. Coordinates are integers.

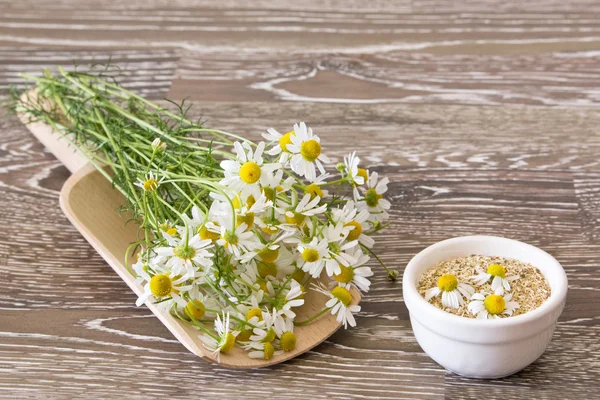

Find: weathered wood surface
<box><xmin>1</xmin><ymin>1</ymin><xmax>600</xmax><ymax>399</ymax></box>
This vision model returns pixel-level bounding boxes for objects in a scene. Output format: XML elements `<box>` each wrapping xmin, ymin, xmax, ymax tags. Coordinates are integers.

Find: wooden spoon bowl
<box><xmin>17</xmin><ymin>90</ymin><xmax>360</xmax><ymax>368</ymax></box>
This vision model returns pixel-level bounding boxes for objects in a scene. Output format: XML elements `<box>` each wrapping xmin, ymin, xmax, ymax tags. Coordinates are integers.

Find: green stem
<box><xmin>295</xmin><ymin>307</ymin><xmax>330</xmax><ymax>326</ymax></box>
<box><xmin>362</xmin><ymin>244</ymin><xmax>397</xmax><ymax>281</ymax></box>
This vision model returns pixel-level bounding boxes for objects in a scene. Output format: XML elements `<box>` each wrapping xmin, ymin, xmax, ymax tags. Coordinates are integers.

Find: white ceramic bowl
<box><xmin>403</xmin><ymin>235</ymin><xmax>568</xmax><ymax>379</ymax></box>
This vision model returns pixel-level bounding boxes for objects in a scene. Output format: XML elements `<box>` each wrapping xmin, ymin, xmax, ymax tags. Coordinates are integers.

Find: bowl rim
<box><xmin>403</xmin><ymin>235</ymin><xmax>568</xmax><ymax>328</ymax></box>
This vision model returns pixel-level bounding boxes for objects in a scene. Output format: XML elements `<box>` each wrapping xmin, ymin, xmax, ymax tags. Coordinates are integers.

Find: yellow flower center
<box><xmin>221</xmin><ymin>332</ymin><xmax>236</xmax><ymax>353</ymax></box>
<box><xmin>257</xmin><ymin>261</ymin><xmax>278</xmax><ymax>279</ymax></box>
<box><xmin>280</xmin><ymin>331</ymin><xmax>297</xmax><ymax>352</ymax></box>
<box><xmin>237</xmin><ymin>212</ymin><xmax>255</xmax><ymax>228</ymax></box>
<box><xmin>291</xmin><ymin>268</ymin><xmax>306</xmax><ymax>283</ymax></box>
<box><xmin>484</xmin><ymin>294</ymin><xmax>506</xmax><ymax>315</ymax></box>
<box><xmin>160</xmin><ymin>222</ymin><xmax>178</xmax><ymax>236</ymax></box>
<box><xmin>143</xmin><ymin>178</ymin><xmax>158</xmax><ymax>192</ymax></box>
<box><xmin>345</xmin><ymin>221</ymin><xmax>363</xmax><ymax>242</ymax></box>
<box><xmin>437</xmin><ymin>274</ymin><xmax>458</xmax><ymax>292</ymax></box>
<box><xmin>239</xmin><ymin>161</ymin><xmax>261</xmax><ymax>184</ymax></box>
<box><xmin>261</xmin><ymin>224</ymin><xmax>279</xmax><ymax>235</ymax></box>
<box><xmin>263</xmin><ymin>341</ymin><xmax>275</xmax><ymax>361</ymax></box>
<box><xmin>285</xmin><ymin>211</ymin><xmax>305</xmax><ymax>226</ymax></box>
<box><xmin>332</xmin><ymin>286</ymin><xmax>353</xmax><ymax>306</ymax></box>
<box><xmin>487</xmin><ymin>264</ymin><xmax>506</xmax><ymax>278</ymax></box>
<box><xmin>258</xmin><ymin>247</ymin><xmax>279</xmax><ymax>263</ymax></box>
<box><xmin>198</xmin><ymin>224</ymin><xmax>219</xmax><ymax>242</ymax></box>
<box><xmin>149</xmin><ymin>274</ymin><xmax>172</xmax><ymax>297</ymax></box>
<box><xmin>334</xmin><ymin>264</ymin><xmax>354</xmax><ymax>284</ymax></box>
<box><xmin>279</xmin><ymin>131</ymin><xmax>294</xmax><ymax>152</ymax></box>
<box><xmin>356</xmin><ymin>168</ymin><xmax>368</xmax><ymax>184</ymax></box>
<box><xmin>305</xmin><ymin>183</ymin><xmax>324</xmax><ymax>199</ymax></box>
<box><xmin>302</xmin><ymin>248</ymin><xmax>320</xmax><ymax>263</ymax></box>
<box><xmin>257</xmin><ymin>279</ymin><xmax>268</xmax><ymax>292</ymax></box>
<box><xmin>236</xmin><ymin>329</ymin><xmax>252</xmax><ymax>342</ymax></box>
<box><xmin>246</xmin><ymin>308</ymin><xmax>263</xmax><ymax>321</ymax></box>
<box><xmin>365</xmin><ymin>188</ymin><xmax>382</xmax><ymax>207</ymax></box>
<box><xmin>263</xmin><ymin>328</ymin><xmax>276</xmax><ymax>343</ymax></box>
<box><xmin>300</xmin><ymin>140</ymin><xmax>321</xmax><ymax>162</ymax></box>
<box><xmin>185</xmin><ymin>300</ymin><xmax>206</xmax><ymax>320</ymax></box>
<box><xmin>173</xmin><ymin>244</ymin><xmax>196</xmax><ymax>260</ymax></box>
<box><xmin>246</xmin><ymin>195</ymin><xmax>256</xmax><ymax>208</ymax></box>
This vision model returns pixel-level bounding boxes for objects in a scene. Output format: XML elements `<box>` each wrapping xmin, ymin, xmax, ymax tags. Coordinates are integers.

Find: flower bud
<box><xmin>151</xmin><ymin>138</ymin><xmax>167</xmax><ymax>152</ymax></box>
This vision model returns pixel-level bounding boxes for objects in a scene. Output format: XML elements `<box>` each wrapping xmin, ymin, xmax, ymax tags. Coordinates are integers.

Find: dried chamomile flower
<box><xmin>425</xmin><ymin>274</ymin><xmax>475</xmax><ymax>309</ymax></box>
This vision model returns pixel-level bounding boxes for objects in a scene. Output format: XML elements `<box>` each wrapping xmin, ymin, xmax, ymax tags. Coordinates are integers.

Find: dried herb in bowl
<box><xmin>418</xmin><ymin>255</ymin><xmax>551</xmax><ymax>319</ymax></box>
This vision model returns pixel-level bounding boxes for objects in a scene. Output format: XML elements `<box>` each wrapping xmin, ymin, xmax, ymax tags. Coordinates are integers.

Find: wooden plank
<box><xmin>169</xmin><ymin>49</ymin><xmax>600</xmax><ymax>105</ymax></box>
<box><xmin>1</xmin><ymin>2</ymin><xmax>599</xmax><ymax>105</ymax></box>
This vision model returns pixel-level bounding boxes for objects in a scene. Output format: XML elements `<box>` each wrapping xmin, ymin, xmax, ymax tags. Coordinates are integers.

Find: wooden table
<box><xmin>1</xmin><ymin>1</ymin><xmax>600</xmax><ymax>398</ymax></box>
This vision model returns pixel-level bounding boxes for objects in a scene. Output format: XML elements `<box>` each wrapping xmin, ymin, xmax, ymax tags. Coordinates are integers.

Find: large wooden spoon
<box><xmin>17</xmin><ymin>90</ymin><xmax>360</xmax><ymax>368</ymax></box>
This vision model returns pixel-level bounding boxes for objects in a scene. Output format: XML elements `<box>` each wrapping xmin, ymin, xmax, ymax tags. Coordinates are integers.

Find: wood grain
<box><xmin>2</xmin><ymin>1</ymin><xmax>600</xmax><ymax>105</ymax></box>
<box><xmin>1</xmin><ymin>0</ymin><xmax>600</xmax><ymax>398</ymax></box>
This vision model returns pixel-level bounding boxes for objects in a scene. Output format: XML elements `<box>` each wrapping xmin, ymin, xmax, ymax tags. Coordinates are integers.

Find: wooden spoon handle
<box><xmin>18</xmin><ymin>89</ymin><xmax>89</xmax><ymax>174</ymax></box>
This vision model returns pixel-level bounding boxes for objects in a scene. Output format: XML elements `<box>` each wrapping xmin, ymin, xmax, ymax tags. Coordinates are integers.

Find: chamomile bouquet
<box><xmin>12</xmin><ymin>67</ymin><xmax>394</xmax><ymax>361</ymax></box>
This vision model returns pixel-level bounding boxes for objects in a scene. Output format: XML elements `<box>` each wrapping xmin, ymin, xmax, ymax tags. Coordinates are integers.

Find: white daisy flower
<box><xmin>286</xmin><ymin>122</ymin><xmax>330</xmax><ymax>182</ymax></box>
<box><xmin>304</xmin><ymin>182</ymin><xmax>329</xmax><ymax>201</ymax></box>
<box><xmin>157</xmin><ymin>220</ymin><xmax>179</xmax><ymax>238</ymax></box>
<box><xmin>220</xmin><ymin>141</ymin><xmax>279</xmax><ymax>200</ymax></box>
<box><xmin>343</xmin><ymin>151</ymin><xmax>365</xmax><ymax>185</ymax></box>
<box><xmin>131</xmin><ymin>249</ymin><xmax>151</xmax><ymax>278</ymax></box>
<box><xmin>134</xmin><ymin>171</ymin><xmax>164</xmax><ymax>192</ymax></box>
<box><xmin>468</xmin><ymin>292</ymin><xmax>520</xmax><ymax>319</ymax></box>
<box><xmin>239</xmin><ymin>225</ymin><xmax>294</xmax><ymax>265</ymax></box>
<box><xmin>135</xmin><ymin>264</ymin><xmax>192</xmax><ymax>308</ymax></box>
<box><xmin>200</xmin><ymin>312</ymin><xmax>237</xmax><ymax>362</ymax></box>
<box><xmin>332</xmin><ymin>247</ymin><xmax>373</xmax><ymax>293</ymax></box>
<box><xmin>216</xmin><ymin>223</ymin><xmax>260</xmax><ymax>259</ymax></box>
<box><xmin>279</xmin><ymin>193</ymin><xmax>327</xmax><ymax>227</ymax></box>
<box><xmin>262</xmin><ymin>127</ymin><xmax>294</xmax><ymax>163</ymax></box>
<box><xmin>354</xmin><ymin>171</ymin><xmax>391</xmax><ymax>223</ymax></box>
<box><xmin>274</xmin><ymin>317</ymin><xmax>297</xmax><ymax>352</ymax></box>
<box><xmin>316</xmin><ymin>284</ymin><xmax>361</xmax><ymax>329</ymax></box>
<box><xmin>245</xmin><ymin>340</ymin><xmax>283</xmax><ymax>361</ymax></box>
<box><xmin>247</xmin><ymin>309</ymin><xmax>281</xmax><ymax>346</ymax></box>
<box><xmin>200</xmin><ymin>198</ymin><xmax>233</xmax><ymax>239</ymax></box>
<box><xmin>425</xmin><ymin>274</ymin><xmax>475</xmax><ymax>309</ymax></box>
<box><xmin>266</xmin><ymin>280</ymin><xmax>305</xmax><ymax>318</ymax></box>
<box><xmin>151</xmin><ymin>137</ymin><xmax>167</xmax><ymax>152</ymax></box>
<box><xmin>471</xmin><ymin>263</ymin><xmax>519</xmax><ymax>295</ymax></box>
<box><xmin>332</xmin><ymin>200</ymin><xmax>375</xmax><ymax>248</ymax></box>
<box><xmin>260</xmin><ymin>168</ymin><xmax>294</xmax><ymax>203</ymax></box>
<box><xmin>295</xmin><ymin>193</ymin><xmax>328</xmax><ymax>216</ymax></box>
<box><xmin>232</xmin><ymin>294</ymin><xmax>265</xmax><ymax>343</ymax></box>
<box><xmin>297</xmin><ymin>237</ymin><xmax>330</xmax><ymax>278</ymax></box>
<box><xmin>155</xmin><ymin>233</ymin><xmax>213</xmax><ymax>278</ymax></box>
<box><xmin>322</xmin><ymin>222</ymin><xmax>359</xmax><ymax>276</ymax></box>
<box><xmin>235</xmin><ymin>193</ymin><xmax>272</xmax><ymax>230</ymax></box>
<box><xmin>182</xmin><ymin>290</ymin><xmax>218</xmax><ymax>321</ymax></box>
<box><xmin>244</xmin><ymin>192</ymin><xmax>273</xmax><ymax>215</ymax></box>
